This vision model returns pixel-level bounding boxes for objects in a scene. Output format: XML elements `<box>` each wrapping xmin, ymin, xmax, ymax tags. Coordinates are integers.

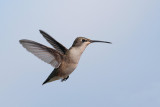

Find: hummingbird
<box><xmin>19</xmin><ymin>30</ymin><xmax>111</xmax><ymax>85</ymax></box>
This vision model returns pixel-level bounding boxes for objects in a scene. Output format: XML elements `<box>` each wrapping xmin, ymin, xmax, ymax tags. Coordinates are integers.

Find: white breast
<box><xmin>64</xmin><ymin>43</ymin><xmax>89</xmax><ymax>75</ymax></box>
<box><xmin>69</xmin><ymin>48</ymin><xmax>82</xmax><ymax>63</ymax></box>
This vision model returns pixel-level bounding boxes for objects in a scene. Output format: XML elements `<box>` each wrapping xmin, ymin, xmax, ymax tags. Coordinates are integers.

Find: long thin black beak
<box><xmin>90</xmin><ymin>40</ymin><xmax>112</xmax><ymax>44</ymax></box>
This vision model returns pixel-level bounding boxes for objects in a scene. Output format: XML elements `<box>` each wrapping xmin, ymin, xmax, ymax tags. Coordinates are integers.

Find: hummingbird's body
<box><xmin>19</xmin><ymin>30</ymin><xmax>111</xmax><ymax>85</ymax></box>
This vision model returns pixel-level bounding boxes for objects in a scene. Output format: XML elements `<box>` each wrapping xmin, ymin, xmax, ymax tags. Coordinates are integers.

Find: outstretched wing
<box><xmin>19</xmin><ymin>39</ymin><xmax>62</xmax><ymax>68</ymax></box>
<box><xmin>39</xmin><ymin>30</ymin><xmax>68</xmax><ymax>54</ymax></box>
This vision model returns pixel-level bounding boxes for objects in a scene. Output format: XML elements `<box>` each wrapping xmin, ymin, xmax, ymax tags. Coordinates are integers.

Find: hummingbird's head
<box><xmin>72</xmin><ymin>37</ymin><xmax>90</xmax><ymax>47</ymax></box>
<box><xmin>70</xmin><ymin>37</ymin><xmax>111</xmax><ymax>57</ymax></box>
<box><xmin>72</xmin><ymin>37</ymin><xmax>112</xmax><ymax>48</ymax></box>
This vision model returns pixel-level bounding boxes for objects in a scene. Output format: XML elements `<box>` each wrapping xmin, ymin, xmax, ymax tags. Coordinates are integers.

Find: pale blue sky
<box><xmin>0</xmin><ymin>0</ymin><xmax>160</xmax><ymax>107</ymax></box>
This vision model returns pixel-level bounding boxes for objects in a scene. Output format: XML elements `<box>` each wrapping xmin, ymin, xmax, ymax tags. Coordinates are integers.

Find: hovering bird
<box><xmin>19</xmin><ymin>30</ymin><xmax>111</xmax><ymax>85</ymax></box>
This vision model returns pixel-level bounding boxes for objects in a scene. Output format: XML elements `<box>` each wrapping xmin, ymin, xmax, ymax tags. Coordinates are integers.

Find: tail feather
<box><xmin>42</xmin><ymin>68</ymin><xmax>60</xmax><ymax>85</ymax></box>
<box><xmin>42</xmin><ymin>79</ymin><xmax>50</xmax><ymax>85</ymax></box>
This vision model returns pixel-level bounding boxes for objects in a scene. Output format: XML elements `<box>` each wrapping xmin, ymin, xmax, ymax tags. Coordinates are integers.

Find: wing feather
<box><xmin>19</xmin><ymin>39</ymin><xmax>62</xmax><ymax>68</ymax></box>
<box><xmin>39</xmin><ymin>30</ymin><xmax>68</xmax><ymax>54</ymax></box>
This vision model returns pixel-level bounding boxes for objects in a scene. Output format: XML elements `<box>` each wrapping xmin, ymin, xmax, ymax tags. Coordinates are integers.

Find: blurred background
<box><xmin>0</xmin><ymin>0</ymin><xmax>160</xmax><ymax>107</ymax></box>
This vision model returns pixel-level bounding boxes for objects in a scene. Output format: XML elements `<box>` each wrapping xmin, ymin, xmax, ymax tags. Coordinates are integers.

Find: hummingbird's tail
<box><xmin>42</xmin><ymin>79</ymin><xmax>49</xmax><ymax>85</ymax></box>
<box><xmin>42</xmin><ymin>69</ymin><xmax>60</xmax><ymax>85</ymax></box>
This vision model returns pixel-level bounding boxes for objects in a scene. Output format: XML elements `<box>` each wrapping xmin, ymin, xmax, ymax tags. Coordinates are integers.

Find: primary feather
<box><xmin>19</xmin><ymin>39</ymin><xmax>62</xmax><ymax>68</ymax></box>
<box><xmin>39</xmin><ymin>30</ymin><xmax>68</xmax><ymax>54</ymax></box>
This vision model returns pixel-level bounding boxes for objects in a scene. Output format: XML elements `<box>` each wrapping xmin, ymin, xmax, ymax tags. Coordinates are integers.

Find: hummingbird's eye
<box><xmin>82</xmin><ymin>39</ymin><xmax>86</xmax><ymax>42</ymax></box>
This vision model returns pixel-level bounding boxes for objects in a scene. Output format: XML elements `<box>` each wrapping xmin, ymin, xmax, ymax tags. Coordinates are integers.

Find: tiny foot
<box><xmin>61</xmin><ymin>76</ymin><xmax>69</xmax><ymax>82</ymax></box>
